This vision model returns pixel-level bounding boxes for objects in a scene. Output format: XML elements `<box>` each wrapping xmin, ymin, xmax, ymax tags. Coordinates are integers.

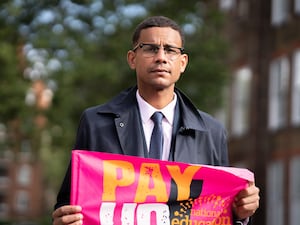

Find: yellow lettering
<box><xmin>180</xmin><ymin>215</ymin><xmax>190</xmax><ymax>225</ymax></box>
<box><xmin>171</xmin><ymin>218</ymin><xmax>180</xmax><ymax>225</ymax></box>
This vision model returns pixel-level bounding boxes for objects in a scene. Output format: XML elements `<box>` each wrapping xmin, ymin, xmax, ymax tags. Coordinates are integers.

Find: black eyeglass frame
<box><xmin>132</xmin><ymin>43</ymin><xmax>185</xmax><ymax>55</ymax></box>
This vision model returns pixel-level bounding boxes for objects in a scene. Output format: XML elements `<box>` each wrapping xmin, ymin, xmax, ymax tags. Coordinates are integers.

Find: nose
<box><xmin>154</xmin><ymin>46</ymin><xmax>167</xmax><ymax>63</ymax></box>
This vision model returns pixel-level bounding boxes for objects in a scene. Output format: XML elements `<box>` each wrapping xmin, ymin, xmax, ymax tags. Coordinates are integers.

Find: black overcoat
<box><xmin>55</xmin><ymin>86</ymin><xmax>229</xmax><ymax>208</ymax></box>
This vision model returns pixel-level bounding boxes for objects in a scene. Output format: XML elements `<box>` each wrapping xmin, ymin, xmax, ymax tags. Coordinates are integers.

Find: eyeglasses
<box><xmin>132</xmin><ymin>43</ymin><xmax>184</xmax><ymax>61</ymax></box>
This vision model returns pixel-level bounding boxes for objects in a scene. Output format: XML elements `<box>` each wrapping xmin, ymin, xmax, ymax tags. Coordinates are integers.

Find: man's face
<box><xmin>127</xmin><ymin>27</ymin><xmax>188</xmax><ymax>92</ymax></box>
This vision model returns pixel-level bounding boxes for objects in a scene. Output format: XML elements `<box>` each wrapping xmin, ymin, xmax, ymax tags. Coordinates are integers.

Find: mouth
<box><xmin>150</xmin><ymin>68</ymin><xmax>170</xmax><ymax>74</ymax></box>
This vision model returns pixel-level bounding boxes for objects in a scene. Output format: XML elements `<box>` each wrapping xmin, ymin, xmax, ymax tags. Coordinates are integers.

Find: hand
<box><xmin>232</xmin><ymin>182</ymin><xmax>260</xmax><ymax>220</ymax></box>
<box><xmin>52</xmin><ymin>205</ymin><xmax>83</xmax><ymax>225</ymax></box>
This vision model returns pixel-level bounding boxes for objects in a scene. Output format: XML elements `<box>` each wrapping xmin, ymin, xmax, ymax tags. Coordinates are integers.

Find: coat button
<box><xmin>119</xmin><ymin>122</ymin><xmax>124</xmax><ymax>127</ymax></box>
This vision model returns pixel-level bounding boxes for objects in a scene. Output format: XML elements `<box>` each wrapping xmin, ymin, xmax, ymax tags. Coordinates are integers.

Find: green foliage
<box><xmin>0</xmin><ymin>43</ymin><xmax>28</xmax><ymax>121</ymax></box>
<box><xmin>0</xmin><ymin>3</ymin><xmax>28</xmax><ymax>122</ymax></box>
<box><xmin>145</xmin><ymin>1</ymin><xmax>229</xmax><ymax>110</ymax></box>
<box><xmin>0</xmin><ymin>0</ymin><xmax>229</xmax><ymax>221</ymax></box>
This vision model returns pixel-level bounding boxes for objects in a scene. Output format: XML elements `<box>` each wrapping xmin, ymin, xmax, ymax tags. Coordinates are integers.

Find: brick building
<box><xmin>217</xmin><ymin>0</ymin><xmax>300</xmax><ymax>225</ymax></box>
<box><xmin>0</xmin><ymin>126</ymin><xmax>44</xmax><ymax>223</ymax></box>
<box><xmin>0</xmin><ymin>80</ymin><xmax>51</xmax><ymax>224</ymax></box>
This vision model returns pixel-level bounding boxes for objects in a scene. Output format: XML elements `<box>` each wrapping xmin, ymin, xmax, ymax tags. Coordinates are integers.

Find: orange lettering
<box><xmin>102</xmin><ymin>160</ymin><xmax>135</xmax><ymax>201</ymax></box>
<box><xmin>167</xmin><ymin>165</ymin><xmax>200</xmax><ymax>201</ymax></box>
<box><xmin>134</xmin><ymin>163</ymin><xmax>168</xmax><ymax>202</ymax></box>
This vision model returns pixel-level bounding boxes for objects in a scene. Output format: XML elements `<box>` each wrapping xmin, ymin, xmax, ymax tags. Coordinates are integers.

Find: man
<box><xmin>52</xmin><ymin>16</ymin><xmax>259</xmax><ymax>225</ymax></box>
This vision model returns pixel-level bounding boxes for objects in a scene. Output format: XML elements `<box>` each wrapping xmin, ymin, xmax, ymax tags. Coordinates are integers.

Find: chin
<box><xmin>153</xmin><ymin>82</ymin><xmax>173</xmax><ymax>91</ymax></box>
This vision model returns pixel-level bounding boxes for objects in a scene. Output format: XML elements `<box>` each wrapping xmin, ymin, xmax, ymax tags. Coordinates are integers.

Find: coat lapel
<box><xmin>107</xmin><ymin>87</ymin><xmax>147</xmax><ymax>158</ymax></box>
<box><xmin>114</xmin><ymin>107</ymin><xmax>147</xmax><ymax>158</ymax></box>
<box><xmin>172</xmin><ymin>89</ymin><xmax>210</xmax><ymax>164</ymax></box>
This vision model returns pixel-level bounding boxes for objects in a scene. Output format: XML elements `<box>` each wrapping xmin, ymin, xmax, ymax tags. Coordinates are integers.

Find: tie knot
<box><xmin>151</xmin><ymin>111</ymin><xmax>163</xmax><ymax>124</ymax></box>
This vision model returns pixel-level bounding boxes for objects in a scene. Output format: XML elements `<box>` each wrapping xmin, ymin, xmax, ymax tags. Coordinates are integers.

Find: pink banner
<box><xmin>71</xmin><ymin>150</ymin><xmax>254</xmax><ymax>225</ymax></box>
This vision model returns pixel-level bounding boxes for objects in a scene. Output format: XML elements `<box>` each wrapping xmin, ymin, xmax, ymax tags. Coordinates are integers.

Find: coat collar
<box><xmin>96</xmin><ymin>86</ymin><xmax>208</xmax><ymax>132</ymax></box>
<box><xmin>174</xmin><ymin>88</ymin><xmax>207</xmax><ymax>132</ymax></box>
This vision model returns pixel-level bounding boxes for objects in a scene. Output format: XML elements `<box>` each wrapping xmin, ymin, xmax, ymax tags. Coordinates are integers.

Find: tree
<box><xmin>0</xmin><ymin>0</ymin><xmax>229</xmax><ymax>222</ymax></box>
<box><xmin>145</xmin><ymin>1</ymin><xmax>228</xmax><ymax>109</ymax></box>
<box><xmin>0</xmin><ymin>2</ymin><xmax>28</xmax><ymax>122</ymax></box>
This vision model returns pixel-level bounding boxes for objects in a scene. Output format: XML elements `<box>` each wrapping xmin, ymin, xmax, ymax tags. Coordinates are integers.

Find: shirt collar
<box><xmin>136</xmin><ymin>90</ymin><xmax>177</xmax><ymax>125</ymax></box>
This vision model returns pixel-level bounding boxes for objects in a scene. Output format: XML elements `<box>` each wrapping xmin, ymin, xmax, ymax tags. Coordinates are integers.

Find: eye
<box><xmin>164</xmin><ymin>46</ymin><xmax>178</xmax><ymax>54</ymax></box>
<box><xmin>143</xmin><ymin>44</ymin><xmax>159</xmax><ymax>53</ymax></box>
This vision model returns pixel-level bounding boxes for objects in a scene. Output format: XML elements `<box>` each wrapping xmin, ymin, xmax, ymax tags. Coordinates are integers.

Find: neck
<box><xmin>138</xmin><ymin>88</ymin><xmax>175</xmax><ymax>109</ymax></box>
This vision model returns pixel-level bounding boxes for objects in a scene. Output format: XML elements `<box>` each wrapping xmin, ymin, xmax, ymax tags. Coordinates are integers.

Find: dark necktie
<box><xmin>149</xmin><ymin>111</ymin><xmax>164</xmax><ymax>159</ymax></box>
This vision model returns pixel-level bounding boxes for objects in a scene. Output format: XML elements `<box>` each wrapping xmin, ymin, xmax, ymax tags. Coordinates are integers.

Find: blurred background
<box><xmin>0</xmin><ymin>0</ymin><xmax>300</xmax><ymax>224</ymax></box>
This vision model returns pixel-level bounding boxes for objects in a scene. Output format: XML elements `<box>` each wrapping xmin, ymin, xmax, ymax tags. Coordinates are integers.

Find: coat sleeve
<box><xmin>54</xmin><ymin>163</ymin><xmax>71</xmax><ymax>209</ymax></box>
<box><xmin>212</xmin><ymin>122</ymin><xmax>229</xmax><ymax>166</ymax></box>
<box><xmin>54</xmin><ymin>111</ymin><xmax>91</xmax><ymax>209</ymax></box>
<box><xmin>199</xmin><ymin>110</ymin><xmax>229</xmax><ymax>166</ymax></box>
<box><xmin>220</xmin><ymin>126</ymin><xmax>229</xmax><ymax>166</ymax></box>
<box><xmin>73</xmin><ymin>110</ymin><xmax>91</xmax><ymax>150</ymax></box>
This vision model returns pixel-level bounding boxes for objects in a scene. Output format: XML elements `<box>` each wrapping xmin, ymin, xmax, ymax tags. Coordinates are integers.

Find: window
<box><xmin>0</xmin><ymin>192</ymin><xmax>8</xmax><ymax>218</ymax></box>
<box><xmin>219</xmin><ymin>0</ymin><xmax>236</xmax><ymax>11</ymax></box>
<box><xmin>0</xmin><ymin>123</ymin><xmax>6</xmax><ymax>142</ymax></box>
<box><xmin>268</xmin><ymin>56</ymin><xmax>290</xmax><ymax>130</ymax></box>
<box><xmin>0</xmin><ymin>202</ymin><xmax>8</xmax><ymax>218</ymax></box>
<box><xmin>291</xmin><ymin>50</ymin><xmax>300</xmax><ymax>125</ymax></box>
<box><xmin>266</xmin><ymin>160</ymin><xmax>284</xmax><ymax>225</ymax></box>
<box><xmin>0</xmin><ymin>165</ymin><xmax>9</xmax><ymax>187</ymax></box>
<box><xmin>231</xmin><ymin>67</ymin><xmax>252</xmax><ymax>136</ymax></box>
<box><xmin>15</xmin><ymin>190</ymin><xmax>29</xmax><ymax>214</ymax></box>
<box><xmin>17</xmin><ymin>164</ymin><xmax>31</xmax><ymax>187</ymax></box>
<box><xmin>237</xmin><ymin>0</ymin><xmax>249</xmax><ymax>18</ymax></box>
<box><xmin>271</xmin><ymin>0</ymin><xmax>289</xmax><ymax>26</ymax></box>
<box><xmin>295</xmin><ymin>0</ymin><xmax>300</xmax><ymax>14</ymax></box>
<box><xmin>289</xmin><ymin>156</ymin><xmax>300</xmax><ymax>225</ymax></box>
<box><xmin>0</xmin><ymin>166</ymin><xmax>8</xmax><ymax>178</ymax></box>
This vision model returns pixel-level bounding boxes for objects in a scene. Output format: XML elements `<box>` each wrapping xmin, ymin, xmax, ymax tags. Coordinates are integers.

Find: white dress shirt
<box><xmin>136</xmin><ymin>90</ymin><xmax>177</xmax><ymax>160</ymax></box>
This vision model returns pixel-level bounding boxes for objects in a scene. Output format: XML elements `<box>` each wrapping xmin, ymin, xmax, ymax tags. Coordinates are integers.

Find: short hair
<box><xmin>132</xmin><ymin>16</ymin><xmax>185</xmax><ymax>47</ymax></box>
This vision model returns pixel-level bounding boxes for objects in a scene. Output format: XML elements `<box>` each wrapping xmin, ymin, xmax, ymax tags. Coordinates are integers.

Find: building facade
<box><xmin>0</xmin><ymin>80</ymin><xmax>51</xmax><ymax>224</ymax></box>
<box><xmin>218</xmin><ymin>0</ymin><xmax>300</xmax><ymax>225</ymax></box>
<box><xmin>0</xmin><ymin>125</ymin><xmax>44</xmax><ymax>223</ymax></box>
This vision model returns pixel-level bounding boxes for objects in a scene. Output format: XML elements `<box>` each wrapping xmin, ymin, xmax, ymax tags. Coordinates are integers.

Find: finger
<box><xmin>233</xmin><ymin>201</ymin><xmax>259</xmax><ymax>220</ymax></box>
<box><xmin>248</xmin><ymin>181</ymin><xmax>255</xmax><ymax>187</ymax></box>
<box><xmin>235</xmin><ymin>192</ymin><xmax>260</xmax><ymax>207</ymax></box>
<box><xmin>59</xmin><ymin>213</ymin><xmax>83</xmax><ymax>225</ymax></box>
<box><xmin>53</xmin><ymin>205</ymin><xmax>82</xmax><ymax>218</ymax></box>
<box><xmin>235</xmin><ymin>195</ymin><xmax>260</xmax><ymax>208</ymax></box>
<box><xmin>53</xmin><ymin>211</ymin><xmax>83</xmax><ymax>225</ymax></box>
<box><xmin>236</xmin><ymin>185</ymin><xmax>260</xmax><ymax>200</ymax></box>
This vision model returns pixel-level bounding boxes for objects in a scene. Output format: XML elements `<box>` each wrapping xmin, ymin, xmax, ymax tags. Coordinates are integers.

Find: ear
<box><xmin>127</xmin><ymin>50</ymin><xmax>136</xmax><ymax>70</ymax></box>
<box><xmin>180</xmin><ymin>54</ymin><xmax>188</xmax><ymax>73</ymax></box>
